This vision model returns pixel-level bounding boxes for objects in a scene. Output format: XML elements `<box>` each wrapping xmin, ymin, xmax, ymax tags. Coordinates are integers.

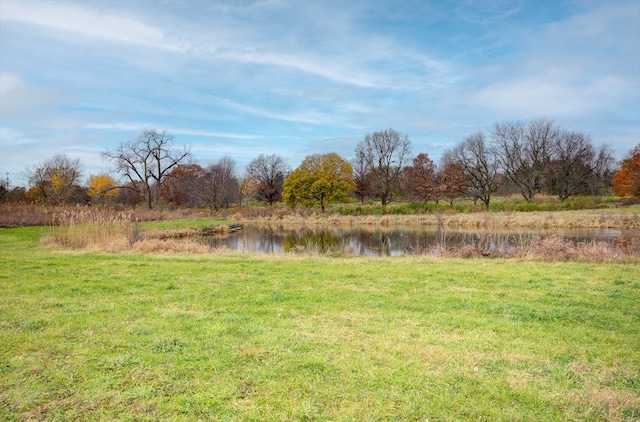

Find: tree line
<box><xmin>2</xmin><ymin>119</ymin><xmax>640</xmax><ymax>209</ymax></box>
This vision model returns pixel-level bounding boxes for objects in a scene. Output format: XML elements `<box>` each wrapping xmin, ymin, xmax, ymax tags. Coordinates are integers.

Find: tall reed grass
<box><xmin>39</xmin><ymin>207</ymin><xmax>232</xmax><ymax>253</ymax></box>
<box><xmin>234</xmin><ymin>207</ymin><xmax>640</xmax><ymax>229</ymax></box>
<box><xmin>40</xmin><ymin>208</ymin><xmax>140</xmax><ymax>251</ymax></box>
<box><xmin>0</xmin><ymin>203</ymin><xmax>205</xmax><ymax>227</ymax></box>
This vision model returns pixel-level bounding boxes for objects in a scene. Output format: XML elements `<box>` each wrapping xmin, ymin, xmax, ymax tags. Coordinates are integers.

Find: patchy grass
<box><xmin>1</xmin><ymin>227</ymin><xmax>639</xmax><ymax>420</ymax></box>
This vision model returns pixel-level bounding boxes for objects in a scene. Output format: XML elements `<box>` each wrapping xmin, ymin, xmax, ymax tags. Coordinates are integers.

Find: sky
<box><xmin>1</xmin><ymin>0</ymin><xmax>639</xmax><ymax>187</ymax></box>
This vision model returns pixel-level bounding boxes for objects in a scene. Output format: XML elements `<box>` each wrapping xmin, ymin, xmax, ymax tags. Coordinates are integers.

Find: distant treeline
<box><xmin>2</xmin><ymin>118</ymin><xmax>640</xmax><ymax>210</ymax></box>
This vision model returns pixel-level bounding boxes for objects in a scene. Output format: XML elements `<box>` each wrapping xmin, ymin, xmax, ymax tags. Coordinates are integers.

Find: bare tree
<box><xmin>351</xmin><ymin>150</ymin><xmax>375</xmax><ymax>204</ymax></box>
<box><xmin>102</xmin><ymin>129</ymin><xmax>190</xmax><ymax>209</ymax></box>
<box><xmin>447</xmin><ymin>132</ymin><xmax>500</xmax><ymax>210</ymax></box>
<box><xmin>25</xmin><ymin>153</ymin><xmax>84</xmax><ymax>204</ymax></box>
<box><xmin>549</xmin><ymin>132</ymin><xmax>614</xmax><ymax>201</ymax></box>
<box><xmin>354</xmin><ymin>128</ymin><xmax>412</xmax><ymax>206</ymax></box>
<box><xmin>245</xmin><ymin>154</ymin><xmax>289</xmax><ymax>206</ymax></box>
<box><xmin>198</xmin><ymin>156</ymin><xmax>241</xmax><ymax>211</ymax></box>
<box><xmin>492</xmin><ymin>118</ymin><xmax>560</xmax><ymax>202</ymax></box>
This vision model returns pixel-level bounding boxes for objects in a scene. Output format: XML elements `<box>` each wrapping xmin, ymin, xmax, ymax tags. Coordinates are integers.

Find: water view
<box><xmin>201</xmin><ymin>224</ymin><xmax>627</xmax><ymax>257</ymax></box>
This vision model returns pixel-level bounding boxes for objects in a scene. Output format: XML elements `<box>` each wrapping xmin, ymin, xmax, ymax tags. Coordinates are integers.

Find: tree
<box><xmin>239</xmin><ymin>174</ymin><xmax>256</xmax><ymax>206</ymax></box>
<box><xmin>447</xmin><ymin>132</ymin><xmax>500</xmax><ymax>210</ymax></box>
<box><xmin>88</xmin><ymin>173</ymin><xmax>119</xmax><ymax>205</ymax></box>
<box><xmin>161</xmin><ymin>164</ymin><xmax>205</xmax><ymax>208</ymax></box>
<box><xmin>102</xmin><ymin>129</ymin><xmax>190</xmax><ymax>209</ymax></box>
<box><xmin>198</xmin><ymin>156</ymin><xmax>241</xmax><ymax>211</ymax></box>
<box><xmin>351</xmin><ymin>150</ymin><xmax>375</xmax><ymax>204</ymax></box>
<box><xmin>245</xmin><ymin>154</ymin><xmax>289</xmax><ymax>206</ymax></box>
<box><xmin>25</xmin><ymin>153</ymin><xmax>84</xmax><ymax>204</ymax></box>
<box><xmin>284</xmin><ymin>153</ymin><xmax>355</xmax><ymax>212</ymax></box>
<box><xmin>403</xmin><ymin>153</ymin><xmax>437</xmax><ymax>203</ymax></box>
<box><xmin>354</xmin><ymin>128</ymin><xmax>412</xmax><ymax>206</ymax></box>
<box><xmin>548</xmin><ymin>132</ymin><xmax>614</xmax><ymax>201</ymax></box>
<box><xmin>437</xmin><ymin>154</ymin><xmax>466</xmax><ymax>205</ymax></box>
<box><xmin>492</xmin><ymin>118</ymin><xmax>560</xmax><ymax>202</ymax></box>
<box><xmin>612</xmin><ymin>144</ymin><xmax>640</xmax><ymax>197</ymax></box>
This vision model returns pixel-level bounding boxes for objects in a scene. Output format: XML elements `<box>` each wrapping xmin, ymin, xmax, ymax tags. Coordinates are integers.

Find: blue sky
<box><xmin>1</xmin><ymin>0</ymin><xmax>639</xmax><ymax>186</ymax></box>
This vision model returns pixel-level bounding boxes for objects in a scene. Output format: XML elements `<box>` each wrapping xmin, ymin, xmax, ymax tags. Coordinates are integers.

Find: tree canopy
<box><xmin>354</xmin><ymin>128</ymin><xmax>412</xmax><ymax>206</ymax></box>
<box><xmin>284</xmin><ymin>153</ymin><xmax>355</xmax><ymax>212</ymax></box>
<box><xmin>612</xmin><ymin>144</ymin><xmax>640</xmax><ymax>197</ymax></box>
<box><xmin>246</xmin><ymin>154</ymin><xmax>289</xmax><ymax>206</ymax></box>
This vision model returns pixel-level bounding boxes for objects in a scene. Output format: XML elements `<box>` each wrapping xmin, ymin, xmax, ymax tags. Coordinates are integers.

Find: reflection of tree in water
<box><xmin>201</xmin><ymin>224</ymin><xmax>624</xmax><ymax>256</ymax></box>
<box><xmin>283</xmin><ymin>229</ymin><xmax>342</xmax><ymax>253</ymax></box>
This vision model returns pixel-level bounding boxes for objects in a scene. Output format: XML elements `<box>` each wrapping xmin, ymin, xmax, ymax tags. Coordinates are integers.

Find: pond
<box><xmin>200</xmin><ymin>224</ymin><xmax>629</xmax><ymax>257</ymax></box>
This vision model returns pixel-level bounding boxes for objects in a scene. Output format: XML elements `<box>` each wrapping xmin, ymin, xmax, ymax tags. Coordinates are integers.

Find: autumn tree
<box><xmin>239</xmin><ymin>175</ymin><xmax>256</xmax><ymax>206</ymax></box>
<box><xmin>403</xmin><ymin>153</ymin><xmax>437</xmax><ymax>203</ymax></box>
<box><xmin>245</xmin><ymin>154</ymin><xmax>289</xmax><ymax>206</ymax></box>
<box><xmin>161</xmin><ymin>164</ymin><xmax>205</xmax><ymax>207</ymax></box>
<box><xmin>447</xmin><ymin>132</ymin><xmax>500</xmax><ymax>210</ymax></box>
<box><xmin>354</xmin><ymin>128</ymin><xmax>412</xmax><ymax>206</ymax></box>
<box><xmin>612</xmin><ymin>144</ymin><xmax>640</xmax><ymax>197</ymax></box>
<box><xmin>88</xmin><ymin>173</ymin><xmax>119</xmax><ymax>205</ymax></box>
<box><xmin>102</xmin><ymin>129</ymin><xmax>190</xmax><ymax>209</ymax></box>
<box><xmin>438</xmin><ymin>153</ymin><xmax>466</xmax><ymax>205</ymax></box>
<box><xmin>283</xmin><ymin>153</ymin><xmax>355</xmax><ymax>212</ymax></box>
<box><xmin>25</xmin><ymin>153</ymin><xmax>84</xmax><ymax>204</ymax></box>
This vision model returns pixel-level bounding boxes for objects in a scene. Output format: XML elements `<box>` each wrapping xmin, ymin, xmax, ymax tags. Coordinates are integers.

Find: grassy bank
<box><xmin>1</xmin><ymin>227</ymin><xmax>639</xmax><ymax>420</ymax></box>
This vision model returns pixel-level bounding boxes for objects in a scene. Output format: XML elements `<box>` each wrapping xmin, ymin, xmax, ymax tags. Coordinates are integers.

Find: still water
<box><xmin>200</xmin><ymin>224</ymin><xmax>627</xmax><ymax>257</ymax></box>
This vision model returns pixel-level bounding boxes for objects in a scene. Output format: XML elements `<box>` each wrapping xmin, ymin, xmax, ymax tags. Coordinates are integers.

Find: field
<box><xmin>1</xmin><ymin>225</ymin><xmax>639</xmax><ymax>421</ymax></box>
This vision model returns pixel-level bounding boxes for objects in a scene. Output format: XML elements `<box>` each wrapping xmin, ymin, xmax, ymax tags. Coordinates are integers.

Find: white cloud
<box><xmin>470</xmin><ymin>76</ymin><xmax>628</xmax><ymax>117</ymax></box>
<box><xmin>85</xmin><ymin>122</ymin><xmax>263</xmax><ymax>140</ymax></box>
<box><xmin>210</xmin><ymin>97</ymin><xmax>332</xmax><ymax>125</ymax></box>
<box><xmin>465</xmin><ymin>1</ymin><xmax>639</xmax><ymax>121</ymax></box>
<box><xmin>0</xmin><ymin>73</ymin><xmax>65</xmax><ymax>117</ymax></box>
<box><xmin>1</xmin><ymin>0</ymin><xmax>180</xmax><ymax>51</ymax></box>
<box><xmin>0</xmin><ymin>72</ymin><xmax>23</xmax><ymax>96</ymax></box>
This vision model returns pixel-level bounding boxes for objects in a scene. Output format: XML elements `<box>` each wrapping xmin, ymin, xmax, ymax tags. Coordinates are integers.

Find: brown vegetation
<box><xmin>0</xmin><ymin>203</ymin><xmax>205</xmax><ymax>227</ymax></box>
<box><xmin>231</xmin><ymin>206</ymin><xmax>640</xmax><ymax>230</ymax></box>
<box><xmin>3</xmin><ymin>203</ymin><xmax>639</xmax><ymax>261</ymax></box>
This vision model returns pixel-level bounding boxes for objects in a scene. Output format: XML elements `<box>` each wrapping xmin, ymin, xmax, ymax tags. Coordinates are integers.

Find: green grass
<box><xmin>1</xmin><ymin>227</ymin><xmax>639</xmax><ymax>421</ymax></box>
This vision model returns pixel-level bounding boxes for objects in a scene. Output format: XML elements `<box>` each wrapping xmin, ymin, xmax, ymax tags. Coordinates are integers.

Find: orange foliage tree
<box><xmin>612</xmin><ymin>145</ymin><xmax>640</xmax><ymax>197</ymax></box>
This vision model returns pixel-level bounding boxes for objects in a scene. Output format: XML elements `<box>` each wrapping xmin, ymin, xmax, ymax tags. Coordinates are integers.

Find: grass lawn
<box><xmin>1</xmin><ymin>227</ymin><xmax>638</xmax><ymax>421</ymax></box>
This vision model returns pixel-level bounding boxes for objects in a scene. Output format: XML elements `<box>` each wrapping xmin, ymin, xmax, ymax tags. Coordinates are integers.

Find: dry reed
<box><xmin>236</xmin><ymin>209</ymin><xmax>640</xmax><ymax>230</ymax></box>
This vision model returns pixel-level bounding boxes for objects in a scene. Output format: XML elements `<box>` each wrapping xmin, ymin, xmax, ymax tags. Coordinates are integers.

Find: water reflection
<box><xmin>200</xmin><ymin>224</ymin><xmax>628</xmax><ymax>257</ymax></box>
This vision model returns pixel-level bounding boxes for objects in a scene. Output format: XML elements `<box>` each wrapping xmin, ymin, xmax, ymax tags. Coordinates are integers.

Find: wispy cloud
<box><xmin>210</xmin><ymin>96</ymin><xmax>332</xmax><ymax>125</ymax></box>
<box><xmin>85</xmin><ymin>122</ymin><xmax>263</xmax><ymax>140</ymax></box>
<box><xmin>2</xmin><ymin>0</ymin><xmax>180</xmax><ymax>51</ymax></box>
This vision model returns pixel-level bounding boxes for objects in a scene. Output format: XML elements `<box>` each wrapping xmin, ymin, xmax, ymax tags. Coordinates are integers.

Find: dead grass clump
<box><xmin>454</xmin><ymin>244</ymin><xmax>484</xmax><ymax>258</ymax></box>
<box><xmin>133</xmin><ymin>239</ymin><xmax>217</xmax><ymax>254</ymax></box>
<box><xmin>529</xmin><ymin>236</ymin><xmax>579</xmax><ymax>261</ymax></box>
